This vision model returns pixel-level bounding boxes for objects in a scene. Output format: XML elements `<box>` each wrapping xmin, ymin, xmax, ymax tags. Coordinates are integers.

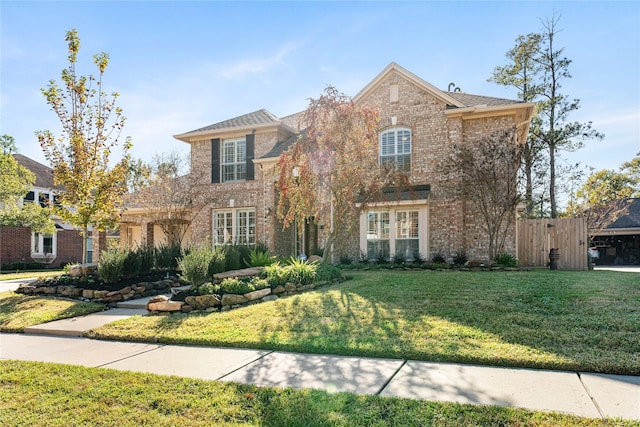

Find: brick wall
<box><xmin>1</xmin><ymin>226</ymin><xmax>83</xmax><ymax>268</ymax></box>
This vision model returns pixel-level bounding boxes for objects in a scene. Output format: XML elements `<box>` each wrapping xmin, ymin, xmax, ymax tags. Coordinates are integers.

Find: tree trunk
<box><xmin>82</xmin><ymin>226</ymin><xmax>89</xmax><ymax>264</ymax></box>
<box><xmin>549</xmin><ymin>143</ymin><xmax>557</xmax><ymax>218</ymax></box>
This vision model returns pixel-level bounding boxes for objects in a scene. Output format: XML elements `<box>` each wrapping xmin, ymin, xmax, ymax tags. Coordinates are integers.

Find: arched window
<box><xmin>379</xmin><ymin>127</ymin><xmax>411</xmax><ymax>172</ymax></box>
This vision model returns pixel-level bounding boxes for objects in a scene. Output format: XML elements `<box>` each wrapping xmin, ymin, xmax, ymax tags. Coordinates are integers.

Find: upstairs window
<box><xmin>380</xmin><ymin>127</ymin><xmax>411</xmax><ymax>172</ymax></box>
<box><xmin>211</xmin><ymin>135</ymin><xmax>255</xmax><ymax>183</ymax></box>
<box><xmin>222</xmin><ymin>137</ymin><xmax>247</xmax><ymax>182</ymax></box>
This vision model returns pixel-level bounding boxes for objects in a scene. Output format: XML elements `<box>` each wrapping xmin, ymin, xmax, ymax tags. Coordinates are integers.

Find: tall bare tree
<box><xmin>36</xmin><ymin>29</ymin><xmax>131</xmax><ymax>263</ymax></box>
<box><xmin>128</xmin><ymin>151</ymin><xmax>205</xmax><ymax>248</ymax></box>
<box><xmin>444</xmin><ymin>128</ymin><xmax>523</xmax><ymax>261</ymax></box>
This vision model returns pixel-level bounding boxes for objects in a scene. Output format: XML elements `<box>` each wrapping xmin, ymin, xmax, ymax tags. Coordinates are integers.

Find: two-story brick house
<box><xmin>121</xmin><ymin>63</ymin><xmax>533</xmax><ymax>262</ymax></box>
<box><xmin>0</xmin><ymin>154</ymin><xmax>85</xmax><ymax>269</ymax></box>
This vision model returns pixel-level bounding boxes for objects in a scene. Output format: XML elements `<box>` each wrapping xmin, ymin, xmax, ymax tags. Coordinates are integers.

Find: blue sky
<box><xmin>1</xmin><ymin>1</ymin><xmax>639</xmax><ymax>180</ymax></box>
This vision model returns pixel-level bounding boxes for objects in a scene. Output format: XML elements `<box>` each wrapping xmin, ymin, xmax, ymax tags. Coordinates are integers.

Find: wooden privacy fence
<box><xmin>517</xmin><ymin>218</ymin><xmax>588</xmax><ymax>270</ymax></box>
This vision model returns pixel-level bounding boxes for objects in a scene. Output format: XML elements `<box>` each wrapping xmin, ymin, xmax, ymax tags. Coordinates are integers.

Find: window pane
<box><xmin>43</xmin><ymin>235</ymin><xmax>53</xmax><ymax>253</ymax></box>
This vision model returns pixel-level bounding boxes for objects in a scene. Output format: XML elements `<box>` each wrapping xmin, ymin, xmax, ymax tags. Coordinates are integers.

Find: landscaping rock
<box><xmin>244</xmin><ymin>288</ymin><xmax>271</xmax><ymax>301</ymax></box>
<box><xmin>297</xmin><ymin>284</ymin><xmax>315</xmax><ymax>292</ymax></box>
<box><xmin>221</xmin><ymin>294</ymin><xmax>248</xmax><ymax>306</ymax></box>
<box><xmin>262</xmin><ymin>295</ymin><xmax>278</xmax><ymax>302</ymax></box>
<box><xmin>68</xmin><ymin>263</ymin><xmax>98</xmax><ymax>277</ymax></box>
<box><xmin>82</xmin><ymin>289</ymin><xmax>95</xmax><ymax>299</ymax></box>
<box><xmin>284</xmin><ymin>283</ymin><xmax>297</xmax><ymax>292</ymax></box>
<box><xmin>308</xmin><ymin>255</ymin><xmax>322</xmax><ymax>263</ymax></box>
<box><xmin>272</xmin><ymin>285</ymin><xmax>286</xmax><ymax>295</ymax></box>
<box><xmin>185</xmin><ymin>294</ymin><xmax>221</xmax><ymax>310</ymax></box>
<box><xmin>148</xmin><ymin>300</ymin><xmax>184</xmax><ymax>312</ymax></box>
<box><xmin>148</xmin><ymin>295</ymin><xmax>169</xmax><ymax>304</ymax></box>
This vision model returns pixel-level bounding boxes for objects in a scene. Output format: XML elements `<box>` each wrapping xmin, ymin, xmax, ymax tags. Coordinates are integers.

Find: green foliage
<box><xmin>284</xmin><ymin>256</ymin><xmax>317</xmax><ymax>286</ymax></box>
<box><xmin>36</xmin><ymin>29</ymin><xmax>131</xmax><ymax>262</ymax></box>
<box><xmin>248</xmin><ymin>247</ymin><xmax>274</xmax><ymax>267</ymax></box>
<box><xmin>207</xmin><ymin>247</ymin><xmax>226</xmax><ymax>277</ymax></box>
<box><xmin>494</xmin><ymin>253</ymin><xmax>519</xmax><ymax>268</ymax></box>
<box><xmin>178</xmin><ymin>246</ymin><xmax>215</xmax><ymax>286</ymax></box>
<box><xmin>97</xmin><ymin>249</ymin><xmax>127</xmax><ymax>284</ymax></box>
<box><xmin>219</xmin><ymin>277</ymin><xmax>254</xmax><ymax>295</ymax></box>
<box><xmin>224</xmin><ymin>244</ymin><xmax>251</xmax><ymax>271</ymax></box>
<box><xmin>338</xmin><ymin>255</ymin><xmax>352</xmax><ymax>265</ymax></box>
<box><xmin>315</xmin><ymin>264</ymin><xmax>342</xmax><ymax>282</ymax></box>
<box><xmin>121</xmin><ymin>246</ymin><xmax>154</xmax><ymax>278</ymax></box>
<box><xmin>154</xmin><ymin>243</ymin><xmax>182</xmax><ymax>270</ymax></box>
<box><xmin>249</xmin><ymin>276</ymin><xmax>270</xmax><ymax>291</ymax></box>
<box><xmin>264</xmin><ymin>262</ymin><xmax>287</xmax><ymax>287</ymax></box>
<box><xmin>393</xmin><ymin>252</ymin><xmax>406</xmax><ymax>265</ymax></box>
<box><xmin>452</xmin><ymin>251</ymin><xmax>468</xmax><ymax>267</ymax></box>
<box><xmin>196</xmin><ymin>283</ymin><xmax>219</xmax><ymax>295</ymax></box>
<box><xmin>431</xmin><ymin>252</ymin><xmax>447</xmax><ymax>264</ymax></box>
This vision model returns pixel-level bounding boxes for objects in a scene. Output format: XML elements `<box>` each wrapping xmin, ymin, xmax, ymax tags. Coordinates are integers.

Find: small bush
<box><xmin>316</xmin><ymin>264</ymin><xmax>342</xmax><ymax>282</ymax></box>
<box><xmin>179</xmin><ymin>246</ymin><xmax>214</xmax><ymax>286</ymax></box>
<box><xmin>264</xmin><ymin>262</ymin><xmax>287</xmax><ymax>287</ymax></box>
<box><xmin>249</xmin><ymin>276</ymin><xmax>270</xmax><ymax>291</ymax></box>
<box><xmin>393</xmin><ymin>252</ymin><xmax>406</xmax><ymax>265</ymax></box>
<box><xmin>220</xmin><ymin>277</ymin><xmax>254</xmax><ymax>295</ymax></box>
<box><xmin>98</xmin><ymin>249</ymin><xmax>127</xmax><ymax>284</ymax></box>
<box><xmin>284</xmin><ymin>256</ymin><xmax>317</xmax><ymax>286</ymax></box>
<box><xmin>249</xmin><ymin>247</ymin><xmax>274</xmax><ymax>267</ymax></box>
<box><xmin>375</xmin><ymin>251</ymin><xmax>387</xmax><ymax>265</ymax></box>
<box><xmin>155</xmin><ymin>244</ymin><xmax>183</xmax><ymax>270</ymax></box>
<box><xmin>494</xmin><ymin>253</ymin><xmax>519</xmax><ymax>268</ymax></box>
<box><xmin>207</xmin><ymin>247</ymin><xmax>227</xmax><ymax>277</ymax></box>
<box><xmin>224</xmin><ymin>244</ymin><xmax>251</xmax><ymax>271</ymax></box>
<box><xmin>431</xmin><ymin>252</ymin><xmax>447</xmax><ymax>264</ymax></box>
<box><xmin>197</xmin><ymin>282</ymin><xmax>219</xmax><ymax>295</ymax></box>
<box><xmin>452</xmin><ymin>251</ymin><xmax>468</xmax><ymax>267</ymax></box>
<box><xmin>412</xmin><ymin>252</ymin><xmax>427</xmax><ymax>264</ymax></box>
<box><xmin>339</xmin><ymin>255</ymin><xmax>352</xmax><ymax>265</ymax></box>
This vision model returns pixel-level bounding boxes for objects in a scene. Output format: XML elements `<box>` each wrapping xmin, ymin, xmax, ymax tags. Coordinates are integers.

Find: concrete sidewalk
<box><xmin>1</xmin><ymin>332</ymin><xmax>638</xmax><ymax>421</ymax></box>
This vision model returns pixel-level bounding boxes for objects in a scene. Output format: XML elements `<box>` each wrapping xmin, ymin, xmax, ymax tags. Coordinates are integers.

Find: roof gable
<box><xmin>353</xmin><ymin>62</ymin><xmax>466</xmax><ymax>107</ymax></box>
<box><xmin>174</xmin><ymin>109</ymin><xmax>291</xmax><ymax>142</ymax></box>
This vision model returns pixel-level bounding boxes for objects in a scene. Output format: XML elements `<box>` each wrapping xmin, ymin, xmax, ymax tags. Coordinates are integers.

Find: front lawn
<box><xmin>0</xmin><ymin>270</ymin><xmax>63</xmax><ymax>281</ymax></box>
<box><xmin>0</xmin><ymin>291</ymin><xmax>104</xmax><ymax>332</ymax></box>
<box><xmin>88</xmin><ymin>269</ymin><xmax>640</xmax><ymax>375</ymax></box>
<box><xmin>0</xmin><ymin>360</ymin><xmax>624</xmax><ymax>427</ymax></box>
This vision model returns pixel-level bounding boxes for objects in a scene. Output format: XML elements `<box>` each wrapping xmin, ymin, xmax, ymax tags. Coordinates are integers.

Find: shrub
<box><xmin>179</xmin><ymin>246</ymin><xmax>215</xmax><ymax>285</ymax></box>
<box><xmin>224</xmin><ymin>244</ymin><xmax>251</xmax><ymax>271</ymax></box>
<box><xmin>220</xmin><ymin>277</ymin><xmax>254</xmax><ymax>295</ymax></box>
<box><xmin>155</xmin><ymin>244</ymin><xmax>183</xmax><ymax>270</ymax></box>
<box><xmin>284</xmin><ymin>256</ymin><xmax>317</xmax><ymax>285</ymax></box>
<box><xmin>412</xmin><ymin>252</ymin><xmax>427</xmax><ymax>264</ymax></box>
<box><xmin>393</xmin><ymin>252</ymin><xmax>406</xmax><ymax>265</ymax></box>
<box><xmin>98</xmin><ymin>249</ymin><xmax>127</xmax><ymax>284</ymax></box>
<box><xmin>249</xmin><ymin>276</ymin><xmax>270</xmax><ymax>291</ymax></box>
<box><xmin>316</xmin><ymin>264</ymin><xmax>342</xmax><ymax>282</ymax></box>
<box><xmin>207</xmin><ymin>247</ymin><xmax>227</xmax><ymax>277</ymax></box>
<box><xmin>494</xmin><ymin>253</ymin><xmax>519</xmax><ymax>268</ymax></box>
<box><xmin>375</xmin><ymin>251</ymin><xmax>387</xmax><ymax>265</ymax></box>
<box><xmin>452</xmin><ymin>251</ymin><xmax>468</xmax><ymax>267</ymax></box>
<box><xmin>264</xmin><ymin>262</ymin><xmax>287</xmax><ymax>287</ymax></box>
<box><xmin>249</xmin><ymin>247</ymin><xmax>274</xmax><ymax>267</ymax></box>
<box><xmin>339</xmin><ymin>255</ymin><xmax>352</xmax><ymax>265</ymax></box>
<box><xmin>431</xmin><ymin>252</ymin><xmax>447</xmax><ymax>264</ymax></box>
<box><xmin>197</xmin><ymin>282</ymin><xmax>219</xmax><ymax>295</ymax></box>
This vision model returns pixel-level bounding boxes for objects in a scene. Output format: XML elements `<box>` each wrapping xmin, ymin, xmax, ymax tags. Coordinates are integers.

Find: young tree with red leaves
<box><xmin>276</xmin><ymin>86</ymin><xmax>407</xmax><ymax>263</ymax></box>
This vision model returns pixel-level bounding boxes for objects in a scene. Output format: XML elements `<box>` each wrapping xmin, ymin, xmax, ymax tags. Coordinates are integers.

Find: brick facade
<box><xmin>1</xmin><ymin>226</ymin><xmax>83</xmax><ymax>269</ymax></box>
<box><xmin>121</xmin><ymin>63</ymin><xmax>532</xmax><ymax>263</ymax></box>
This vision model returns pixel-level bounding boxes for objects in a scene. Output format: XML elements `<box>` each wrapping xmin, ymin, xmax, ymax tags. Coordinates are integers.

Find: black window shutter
<box><xmin>245</xmin><ymin>134</ymin><xmax>255</xmax><ymax>181</ymax></box>
<box><xmin>211</xmin><ymin>138</ymin><xmax>220</xmax><ymax>183</ymax></box>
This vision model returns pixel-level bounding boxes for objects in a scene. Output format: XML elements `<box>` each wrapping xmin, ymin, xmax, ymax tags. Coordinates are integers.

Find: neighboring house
<box><xmin>120</xmin><ymin>63</ymin><xmax>534</xmax><ymax>262</ymax></box>
<box><xmin>590</xmin><ymin>198</ymin><xmax>640</xmax><ymax>265</ymax></box>
<box><xmin>0</xmin><ymin>154</ymin><xmax>85</xmax><ymax>268</ymax></box>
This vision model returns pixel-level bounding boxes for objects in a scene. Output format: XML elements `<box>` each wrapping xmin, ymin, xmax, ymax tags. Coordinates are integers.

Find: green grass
<box><xmin>88</xmin><ymin>270</ymin><xmax>640</xmax><ymax>375</ymax></box>
<box><xmin>0</xmin><ymin>291</ymin><xmax>104</xmax><ymax>332</ymax></box>
<box><xmin>0</xmin><ymin>360</ymin><xmax>627</xmax><ymax>427</ymax></box>
<box><xmin>0</xmin><ymin>270</ymin><xmax>62</xmax><ymax>281</ymax></box>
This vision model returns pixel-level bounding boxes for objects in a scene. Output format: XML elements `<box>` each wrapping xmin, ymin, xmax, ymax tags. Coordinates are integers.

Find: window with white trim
<box><xmin>380</xmin><ymin>127</ymin><xmax>411</xmax><ymax>172</ymax></box>
<box><xmin>221</xmin><ymin>137</ymin><xmax>247</xmax><ymax>182</ymax></box>
<box><xmin>365</xmin><ymin>208</ymin><xmax>420</xmax><ymax>261</ymax></box>
<box><xmin>366</xmin><ymin>211</ymin><xmax>390</xmax><ymax>260</ymax></box>
<box><xmin>395</xmin><ymin>210</ymin><xmax>419</xmax><ymax>259</ymax></box>
<box><xmin>32</xmin><ymin>232</ymin><xmax>56</xmax><ymax>258</ymax></box>
<box><xmin>212</xmin><ymin>209</ymin><xmax>255</xmax><ymax>246</ymax></box>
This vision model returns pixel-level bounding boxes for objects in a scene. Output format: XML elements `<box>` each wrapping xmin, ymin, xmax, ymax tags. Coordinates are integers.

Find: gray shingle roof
<box><xmin>261</xmin><ymin>132</ymin><xmax>303</xmax><ymax>159</ymax></box>
<box><xmin>608</xmin><ymin>198</ymin><xmax>640</xmax><ymax>229</ymax></box>
<box><xmin>188</xmin><ymin>109</ymin><xmax>280</xmax><ymax>133</ymax></box>
<box><xmin>446</xmin><ymin>92</ymin><xmax>524</xmax><ymax>108</ymax></box>
<box><xmin>13</xmin><ymin>154</ymin><xmax>59</xmax><ymax>189</ymax></box>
